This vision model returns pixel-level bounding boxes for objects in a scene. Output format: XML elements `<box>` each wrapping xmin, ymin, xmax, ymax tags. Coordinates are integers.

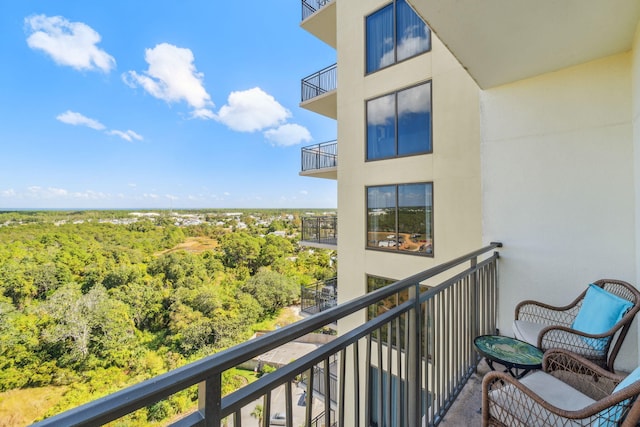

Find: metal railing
<box><xmin>31</xmin><ymin>243</ymin><xmax>501</xmax><ymax>427</ymax></box>
<box><xmin>301</xmin><ymin>277</ymin><xmax>337</xmax><ymax>316</ymax></box>
<box><xmin>301</xmin><ymin>140</ymin><xmax>338</xmax><ymax>172</ymax></box>
<box><xmin>301</xmin><ymin>0</ymin><xmax>333</xmax><ymax>21</ymax></box>
<box><xmin>301</xmin><ymin>216</ymin><xmax>337</xmax><ymax>246</ymax></box>
<box><xmin>301</xmin><ymin>63</ymin><xmax>337</xmax><ymax>103</ymax></box>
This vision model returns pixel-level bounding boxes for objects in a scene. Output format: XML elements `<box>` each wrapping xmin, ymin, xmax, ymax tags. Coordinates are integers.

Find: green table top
<box><xmin>474</xmin><ymin>335</ymin><xmax>543</xmax><ymax>368</ymax></box>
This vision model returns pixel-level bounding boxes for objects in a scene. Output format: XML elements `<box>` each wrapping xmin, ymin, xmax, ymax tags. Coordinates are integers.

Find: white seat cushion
<box><xmin>489</xmin><ymin>371</ymin><xmax>596</xmax><ymax>426</ymax></box>
<box><xmin>513</xmin><ymin>320</ymin><xmax>546</xmax><ymax>346</ymax></box>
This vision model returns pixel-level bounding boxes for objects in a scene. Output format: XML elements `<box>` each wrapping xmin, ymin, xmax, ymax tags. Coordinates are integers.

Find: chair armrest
<box><xmin>538</xmin><ymin>324</ymin><xmax>624</xmax><ymax>369</ymax></box>
<box><xmin>515</xmin><ymin>299</ymin><xmax>581</xmax><ymax>326</ymax></box>
<box><xmin>543</xmin><ymin>349</ymin><xmax>622</xmax><ymax>398</ymax></box>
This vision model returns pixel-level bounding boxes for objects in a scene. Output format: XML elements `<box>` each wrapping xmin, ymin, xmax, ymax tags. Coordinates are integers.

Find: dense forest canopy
<box><xmin>0</xmin><ymin>209</ymin><xmax>336</xmax><ymax>424</ymax></box>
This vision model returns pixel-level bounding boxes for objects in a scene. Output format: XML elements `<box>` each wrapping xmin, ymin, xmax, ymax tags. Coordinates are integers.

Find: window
<box><xmin>367</xmin><ymin>275</ymin><xmax>429</xmax><ymax>325</ymax></box>
<box><xmin>367</xmin><ymin>275</ymin><xmax>429</xmax><ymax>426</ymax></box>
<box><xmin>367</xmin><ymin>82</ymin><xmax>431</xmax><ymax>160</ymax></box>
<box><xmin>366</xmin><ymin>275</ymin><xmax>407</xmax><ymax>345</ymax></box>
<box><xmin>367</xmin><ymin>275</ymin><xmax>398</xmax><ymax>322</ymax></box>
<box><xmin>366</xmin><ymin>0</ymin><xmax>431</xmax><ymax>74</ymax></box>
<box><xmin>367</xmin><ymin>183</ymin><xmax>433</xmax><ymax>255</ymax></box>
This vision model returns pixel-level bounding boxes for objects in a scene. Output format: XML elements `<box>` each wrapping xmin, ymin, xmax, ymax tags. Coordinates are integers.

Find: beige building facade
<box><xmin>301</xmin><ymin>0</ymin><xmax>484</xmax><ymax>334</ymax></box>
<box><xmin>301</xmin><ymin>0</ymin><xmax>640</xmax><ymax>372</ymax></box>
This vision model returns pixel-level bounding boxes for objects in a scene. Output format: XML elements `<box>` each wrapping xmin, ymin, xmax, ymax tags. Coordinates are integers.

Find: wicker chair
<box><xmin>514</xmin><ymin>279</ymin><xmax>640</xmax><ymax>371</ymax></box>
<box><xmin>482</xmin><ymin>349</ymin><xmax>640</xmax><ymax>426</ymax></box>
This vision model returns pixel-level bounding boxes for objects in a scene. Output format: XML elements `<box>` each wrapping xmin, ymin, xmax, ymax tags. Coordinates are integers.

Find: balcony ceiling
<box><xmin>407</xmin><ymin>0</ymin><xmax>640</xmax><ymax>89</ymax></box>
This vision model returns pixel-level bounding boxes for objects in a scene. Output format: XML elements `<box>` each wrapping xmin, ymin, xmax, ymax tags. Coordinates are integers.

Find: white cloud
<box><xmin>367</xmin><ymin>94</ymin><xmax>395</xmax><ymax>126</ymax></box>
<box><xmin>0</xmin><ymin>189</ymin><xmax>16</xmax><ymax>197</ymax></box>
<box><xmin>107</xmin><ymin>129</ymin><xmax>144</xmax><ymax>142</ymax></box>
<box><xmin>123</xmin><ymin>43</ymin><xmax>214</xmax><ymax>118</ymax></box>
<box><xmin>264</xmin><ymin>123</ymin><xmax>312</xmax><ymax>146</ymax></box>
<box><xmin>57</xmin><ymin>110</ymin><xmax>105</xmax><ymax>130</ymax></box>
<box><xmin>192</xmin><ymin>108</ymin><xmax>216</xmax><ymax>120</ymax></box>
<box><xmin>397</xmin><ymin>82</ymin><xmax>431</xmax><ymax>115</ymax></box>
<box><xmin>25</xmin><ymin>15</ymin><xmax>115</xmax><ymax>73</ymax></box>
<box><xmin>215</xmin><ymin>87</ymin><xmax>290</xmax><ymax>132</ymax></box>
<box><xmin>57</xmin><ymin>110</ymin><xmax>143</xmax><ymax>141</ymax></box>
<box><xmin>299</xmin><ymin>190</ymin><xmax>309</xmax><ymax>195</ymax></box>
<box><xmin>19</xmin><ymin>187</ymin><xmax>112</xmax><ymax>201</ymax></box>
<box><xmin>379</xmin><ymin>33</ymin><xmax>429</xmax><ymax>70</ymax></box>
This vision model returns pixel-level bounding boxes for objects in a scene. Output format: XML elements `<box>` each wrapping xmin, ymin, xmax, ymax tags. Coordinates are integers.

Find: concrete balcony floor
<box><xmin>439</xmin><ymin>359</ymin><xmax>491</xmax><ymax>426</ymax></box>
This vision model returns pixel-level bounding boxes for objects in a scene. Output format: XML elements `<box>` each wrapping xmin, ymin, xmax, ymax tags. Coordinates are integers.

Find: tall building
<box><xmin>300</xmin><ymin>0</ymin><xmax>640</xmax><ymax>374</ymax></box>
<box><xmin>300</xmin><ymin>0</ymin><xmax>483</xmax><ymax>345</ymax></box>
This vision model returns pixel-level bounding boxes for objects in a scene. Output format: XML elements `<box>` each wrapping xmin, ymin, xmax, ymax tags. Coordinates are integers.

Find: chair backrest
<box><xmin>593</xmin><ymin>279</ymin><xmax>640</xmax><ymax>372</ymax></box>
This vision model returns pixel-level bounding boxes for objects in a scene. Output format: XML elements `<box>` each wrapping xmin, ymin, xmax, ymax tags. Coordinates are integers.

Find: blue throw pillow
<box><xmin>572</xmin><ymin>284</ymin><xmax>633</xmax><ymax>350</ymax></box>
<box><xmin>596</xmin><ymin>366</ymin><xmax>640</xmax><ymax>426</ymax></box>
<box><xmin>614</xmin><ymin>367</ymin><xmax>640</xmax><ymax>393</ymax></box>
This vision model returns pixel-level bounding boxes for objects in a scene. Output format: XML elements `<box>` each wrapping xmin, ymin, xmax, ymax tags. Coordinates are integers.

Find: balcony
<box><xmin>300</xmin><ymin>140</ymin><xmax>337</xmax><ymax>179</ymax></box>
<box><xmin>301</xmin><ymin>0</ymin><xmax>336</xmax><ymax>48</ymax></box>
<box><xmin>300</xmin><ymin>64</ymin><xmax>337</xmax><ymax>119</ymax></box>
<box><xmin>300</xmin><ymin>216</ymin><xmax>337</xmax><ymax>249</ymax></box>
<box><xmin>301</xmin><ymin>277</ymin><xmax>337</xmax><ymax>316</ymax></box>
<box><xmin>31</xmin><ymin>243</ymin><xmax>500</xmax><ymax>427</ymax></box>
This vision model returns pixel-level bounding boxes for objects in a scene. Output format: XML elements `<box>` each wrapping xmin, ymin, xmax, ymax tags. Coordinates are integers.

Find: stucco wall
<box><xmin>336</xmin><ymin>1</ymin><xmax>483</xmax><ymax>310</ymax></box>
<box><xmin>633</xmin><ymin>19</ymin><xmax>640</xmax><ymax>339</ymax></box>
<box><xmin>481</xmin><ymin>52</ymin><xmax>638</xmax><ymax>370</ymax></box>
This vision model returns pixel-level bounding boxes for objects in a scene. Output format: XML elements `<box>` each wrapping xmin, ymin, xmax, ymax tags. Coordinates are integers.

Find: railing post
<box><xmin>470</xmin><ymin>256</ymin><xmax>479</xmax><ymax>352</ymax></box>
<box><xmin>199</xmin><ymin>373</ymin><xmax>221</xmax><ymax>426</ymax></box>
<box><xmin>408</xmin><ymin>281</ymin><xmax>422</xmax><ymax>425</ymax></box>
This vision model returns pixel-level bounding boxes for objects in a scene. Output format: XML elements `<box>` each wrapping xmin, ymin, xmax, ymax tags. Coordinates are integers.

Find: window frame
<box><xmin>365</xmin><ymin>0</ymin><xmax>432</xmax><ymax>75</ymax></box>
<box><xmin>366</xmin><ymin>81</ymin><xmax>433</xmax><ymax>162</ymax></box>
<box><xmin>365</xmin><ymin>182</ymin><xmax>434</xmax><ymax>257</ymax></box>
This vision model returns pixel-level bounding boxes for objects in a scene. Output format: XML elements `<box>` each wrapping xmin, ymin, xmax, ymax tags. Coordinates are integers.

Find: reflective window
<box><xmin>367</xmin><ymin>82</ymin><xmax>432</xmax><ymax>160</ymax></box>
<box><xmin>366</xmin><ymin>4</ymin><xmax>394</xmax><ymax>74</ymax></box>
<box><xmin>398</xmin><ymin>83</ymin><xmax>431</xmax><ymax>156</ymax></box>
<box><xmin>366</xmin><ymin>0</ymin><xmax>431</xmax><ymax>74</ymax></box>
<box><xmin>366</xmin><ymin>94</ymin><xmax>396</xmax><ymax>160</ymax></box>
<box><xmin>367</xmin><ymin>183</ymin><xmax>433</xmax><ymax>256</ymax></box>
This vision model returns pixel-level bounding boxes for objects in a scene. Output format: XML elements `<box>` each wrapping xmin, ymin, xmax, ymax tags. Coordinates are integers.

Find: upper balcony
<box><xmin>300</xmin><ymin>215</ymin><xmax>337</xmax><ymax>249</ymax></box>
<box><xmin>300</xmin><ymin>0</ymin><xmax>336</xmax><ymax>48</ymax></box>
<box><xmin>300</xmin><ymin>63</ymin><xmax>337</xmax><ymax>119</ymax></box>
<box><xmin>31</xmin><ymin>243</ymin><xmax>501</xmax><ymax>427</ymax></box>
<box><xmin>300</xmin><ymin>140</ymin><xmax>337</xmax><ymax>179</ymax></box>
<box><xmin>301</xmin><ymin>277</ymin><xmax>337</xmax><ymax>317</ymax></box>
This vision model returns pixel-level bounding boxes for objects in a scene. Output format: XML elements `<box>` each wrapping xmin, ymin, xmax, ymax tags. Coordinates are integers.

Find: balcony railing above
<box><xmin>301</xmin><ymin>140</ymin><xmax>337</xmax><ymax>178</ymax></box>
<box><xmin>301</xmin><ymin>63</ymin><xmax>337</xmax><ymax>103</ymax></box>
<box><xmin>301</xmin><ymin>277</ymin><xmax>337</xmax><ymax>316</ymax></box>
<box><xmin>301</xmin><ymin>0</ymin><xmax>333</xmax><ymax>21</ymax></box>
<box><xmin>300</xmin><ymin>216</ymin><xmax>337</xmax><ymax>248</ymax></box>
<box><xmin>31</xmin><ymin>243</ymin><xmax>501</xmax><ymax>427</ymax></box>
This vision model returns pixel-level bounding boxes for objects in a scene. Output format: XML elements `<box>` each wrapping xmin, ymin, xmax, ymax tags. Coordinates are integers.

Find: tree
<box><xmin>42</xmin><ymin>284</ymin><xmax>135</xmax><ymax>366</ymax></box>
<box><xmin>250</xmin><ymin>404</ymin><xmax>263</xmax><ymax>426</ymax></box>
<box><xmin>240</xmin><ymin>269</ymin><xmax>299</xmax><ymax>319</ymax></box>
<box><xmin>218</xmin><ymin>232</ymin><xmax>261</xmax><ymax>273</ymax></box>
<box><xmin>258</xmin><ymin>234</ymin><xmax>294</xmax><ymax>269</ymax></box>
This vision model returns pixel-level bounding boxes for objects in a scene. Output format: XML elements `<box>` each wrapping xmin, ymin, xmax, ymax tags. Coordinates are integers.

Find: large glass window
<box><xmin>367</xmin><ymin>183</ymin><xmax>433</xmax><ymax>256</ymax></box>
<box><xmin>367</xmin><ymin>82</ymin><xmax>431</xmax><ymax>160</ymax></box>
<box><xmin>366</xmin><ymin>0</ymin><xmax>431</xmax><ymax>74</ymax></box>
<box><xmin>367</xmin><ymin>275</ymin><xmax>429</xmax><ymax>426</ymax></box>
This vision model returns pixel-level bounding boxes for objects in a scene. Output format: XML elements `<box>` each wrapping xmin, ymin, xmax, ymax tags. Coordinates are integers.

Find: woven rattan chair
<box><xmin>514</xmin><ymin>279</ymin><xmax>640</xmax><ymax>371</ymax></box>
<box><xmin>482</xmin><ymin>348</ymin><xmax>640</xmax><ymax>426</ymax></box>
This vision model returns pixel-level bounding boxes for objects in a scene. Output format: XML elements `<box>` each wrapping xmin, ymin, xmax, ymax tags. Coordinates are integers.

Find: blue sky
<box><xmin>0</xmin><ymin>1</ymin><xmax>337</xmax><ymax>209</ymax></box>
